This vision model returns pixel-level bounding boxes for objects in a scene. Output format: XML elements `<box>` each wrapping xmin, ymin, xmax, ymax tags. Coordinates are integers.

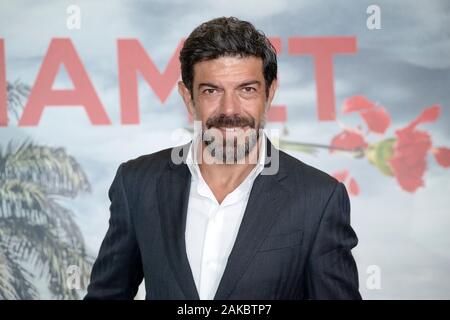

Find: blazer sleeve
<box><xmin>84</xmin><ymin>163</ymin><xmax>144</xmax><ymax>300</ymax></box>
<box><xmin>304</xmin><ymin>182</ymin><xmax>362</xmax><ymax>300</ymax></box>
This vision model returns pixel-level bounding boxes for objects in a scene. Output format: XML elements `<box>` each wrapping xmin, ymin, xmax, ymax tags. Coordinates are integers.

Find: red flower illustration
<box><xmin>433</xmin><ymin>147</ymin><xmax>450</xmax><ymax>168</ymax></box>
<box><xmin>359</xmin><ymin>107</ymin><xmax>391</xmax><ymax>134</ymax></box>
<box><xmin>330</xmin><ymin>129</ymin><xmax>367</xmax><ymax>153</ymax></box>
<box><xmin>342</xmin><ymin>95</ymin><xmax>375</xmax><ymax>113</ymax></box>
<box><xmin>329</xmin><ymin>98</ymin><xmax>449</xmax><ymax>194</ymax></box>
<box><xmin>388</xmin><ymin>105</ymin><xmax>440</xmax><ymax>192</ymax></box>
<box><xmin>282</xmin><ymin>96</ymin><xmax>449</xmax><ymax>195</ymax></box>
<box><xmin>341</xmin><ymin>95</ymin><xmax>391</xmax><ymax>134</ymax></box>
<box><xmin>389</xmin><ymin>129</ymin><xmax>432</xmax><ymax>192</ymax></box>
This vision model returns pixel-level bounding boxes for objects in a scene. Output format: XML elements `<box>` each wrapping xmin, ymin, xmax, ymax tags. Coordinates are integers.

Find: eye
<box><xmin>203</xmin><ymin>88</ymin><xmax>217</xmax><ymax>94</ymax></box>
<box><xmin>242</xmin><ymin>86</ymin><xmax>256</xmax><ymax>93</ymax></box>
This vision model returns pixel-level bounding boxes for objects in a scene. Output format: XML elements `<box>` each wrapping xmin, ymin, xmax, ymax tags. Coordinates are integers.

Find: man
<box><xmin>85</xmin><ymin>17</ymin><xmax>361</xmax><ymax>300</ymax></box>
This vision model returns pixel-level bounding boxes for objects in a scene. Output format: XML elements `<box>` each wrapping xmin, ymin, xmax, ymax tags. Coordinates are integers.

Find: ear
<box><xmin>267</xmin><ymin>78</ymin><xmax>278</xmax><ymax>105</ymax></box>
<box><xmin>265</xmin><ymin>78</ymin><xmax>278</xmax><ymax>110</ymax></box>
<box><xmin>178</xmin><ymin>81</ymin><xmax>195</xmax><ymax>117</ymax></box>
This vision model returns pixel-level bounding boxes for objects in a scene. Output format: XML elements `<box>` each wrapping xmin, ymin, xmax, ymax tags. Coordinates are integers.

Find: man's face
<box><xmin>178</xmin><ymin>55</ymin><xmax>277</xmax><ymax>163</ymax></box>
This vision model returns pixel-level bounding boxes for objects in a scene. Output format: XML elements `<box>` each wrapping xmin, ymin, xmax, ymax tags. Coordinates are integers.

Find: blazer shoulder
<box><xmin>278</xmin><ymin>150</ymin><xmax>347</xmax><ymax>226</ymax></box>
<box><xmin>116</xmin><ymin>144</ymin><xmax>182</xmax><ymax>190</ymax></box>
<box><xmin>279</xmin><ymin>149</ymin><xmax>340</xmax><ymax>194</ymax></box>
<box><xmin>122</xmin><ymin>146</ymin><xmax>173</xmax><ymax>172</ymax></box>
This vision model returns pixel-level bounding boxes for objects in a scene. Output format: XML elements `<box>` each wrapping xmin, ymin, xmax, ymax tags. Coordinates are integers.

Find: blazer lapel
<box><xmin>157</xmin><ymin>143</ymin><xmax>200</xmax><ymax>300</ymax></box>
<box><xmin>214</xmin><ymin>139</ymin><xmax>290</xmax><ymax>300</ymax></box>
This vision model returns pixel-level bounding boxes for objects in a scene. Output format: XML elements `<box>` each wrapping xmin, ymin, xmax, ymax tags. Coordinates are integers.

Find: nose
<box><xmin>219</xmin><ymin>90</ymin><xmax>241</xmax><ymax>116</ymax></box>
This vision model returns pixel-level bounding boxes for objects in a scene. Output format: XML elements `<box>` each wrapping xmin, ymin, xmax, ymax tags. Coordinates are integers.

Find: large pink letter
<box><xmin>288</xmin><ymin>37</ymin><xmax>357</xmax><ymax>120</ymax></box>
<box><xmin>19</xmin><ymin>38</ymin><xmax>110</xmax><ymax>126</ymax></box>
<box><xmin>0</xmin><ymin>39</ymin><xmax>6</xmax><ymax>126</ymax></box>
<box><xmin>118</xmin><ymin>39</ymin><xmax>182</xmax><ymax>124</ymax></box>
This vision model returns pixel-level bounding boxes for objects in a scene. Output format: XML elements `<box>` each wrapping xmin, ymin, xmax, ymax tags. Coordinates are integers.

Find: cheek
<box><xmin>241</xmin><ymin>99</ymin><xmax>266</xmax><ymax>121</ymax></box>
<box><xmin>195</xmin><ymin>99</ymin><xmax>220</xmax><ymax>118</ymax></box>
<box><xmin>193</xmin><ymin>105</ymin><xmax>214</xmax><ymax>125</ymax></box>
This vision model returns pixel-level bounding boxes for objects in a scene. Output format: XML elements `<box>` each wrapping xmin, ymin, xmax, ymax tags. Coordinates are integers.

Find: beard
<box><xmin>201</xmin><ymin>113</ymin><xmax>265</xmax><ymax>164</ymax></box>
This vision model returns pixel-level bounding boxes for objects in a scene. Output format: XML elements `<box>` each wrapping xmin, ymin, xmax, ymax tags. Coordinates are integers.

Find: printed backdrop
<box><xmin>0</xmin><ymin>0</ymin><xmax>449</xmax><ymax>299</ymax></box>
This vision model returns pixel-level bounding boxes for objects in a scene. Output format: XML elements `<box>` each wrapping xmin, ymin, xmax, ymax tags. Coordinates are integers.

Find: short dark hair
<box><xmin>179</xmin><ymin>17</ymin><xmax>277</xmax><ymax>98</ymax></box>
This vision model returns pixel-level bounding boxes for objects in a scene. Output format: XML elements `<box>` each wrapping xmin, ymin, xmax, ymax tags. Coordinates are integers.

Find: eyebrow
<box><xmin>198</xmin><ymin>82</ymin><xmax>220</xmax><ymax>89</ymax></box>
<box><xmin>197</xmin><ymin>80</ymin><xmax>262</xmax><ymax>90</ymax></box>
<box><xmin>237</xmin><ymin>80</ymin><xmax>262</xmax><ymax>88</ymax></box>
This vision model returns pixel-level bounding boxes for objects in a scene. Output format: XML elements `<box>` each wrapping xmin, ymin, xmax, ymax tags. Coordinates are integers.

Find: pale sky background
<box><xmin>1</xmin><ymin>0</ymin><xmax>449</xmax><ymax>299</ymax></box>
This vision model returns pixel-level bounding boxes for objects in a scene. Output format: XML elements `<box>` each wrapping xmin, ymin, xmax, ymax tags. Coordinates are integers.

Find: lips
<box><xmin>217</xmin><ymin>126</ymin><xmax>249</xmax><ymax>133</ymax></box>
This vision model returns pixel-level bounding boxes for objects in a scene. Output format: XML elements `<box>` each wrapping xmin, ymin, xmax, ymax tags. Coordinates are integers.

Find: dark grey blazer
<box><xmin>85</xmin><ymin>138</ymin><xmax>361</xmax><ymax>300</ymax></box>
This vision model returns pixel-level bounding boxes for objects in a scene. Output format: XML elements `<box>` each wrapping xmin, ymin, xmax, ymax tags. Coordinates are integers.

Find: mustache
<box><xmin>205</xmin><ymin>114</ymin><xmax>256</xmax><ymax>129</ymax></box>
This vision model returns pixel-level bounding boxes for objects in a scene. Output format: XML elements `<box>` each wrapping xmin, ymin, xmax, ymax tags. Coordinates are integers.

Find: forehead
<box><xmin>193</xmin><ymin>56</ymin><xmax>264</xmax><ymax>85</ymax></box>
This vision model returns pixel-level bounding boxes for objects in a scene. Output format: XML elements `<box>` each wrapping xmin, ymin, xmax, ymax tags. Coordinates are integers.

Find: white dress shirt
<box><xmin>185</xmin><ymin>133</ymin><xmax>266</xmax><ymax>300</ymax></box>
